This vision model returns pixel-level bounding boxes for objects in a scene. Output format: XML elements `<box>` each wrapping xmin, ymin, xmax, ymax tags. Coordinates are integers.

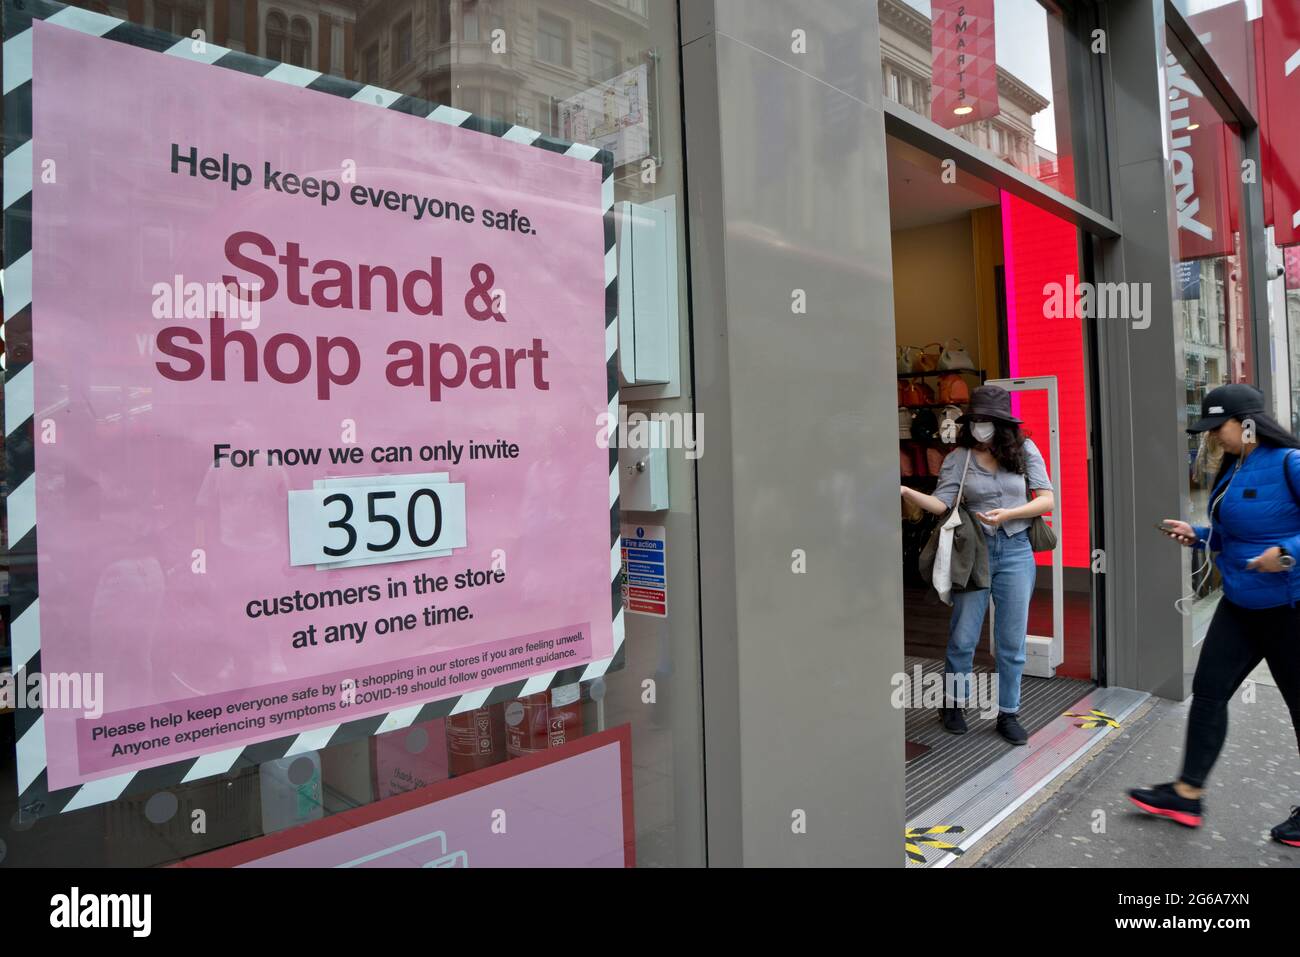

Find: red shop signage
<box><xmin>1166</xmin><ymin>48</ymin><xmax>1235</xmax><ymax>260</ymax></box>
<box><xmin>1261</xmin><ymin>0</ymin><xmax>1300</xmax><ymax>246</ymax></box>
<box><xmin>930</xmin><ymin>0</ymin><xmax>999</xmax><ymax>130</ymax></box>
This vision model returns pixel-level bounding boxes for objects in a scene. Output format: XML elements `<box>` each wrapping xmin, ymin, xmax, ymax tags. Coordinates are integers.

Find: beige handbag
<box><xmin>938</xmin><ymin>338</ymin><xmax>975</xmax><ymax>371</ymax></box>
<box><xmin>898</xmin><ymin>345</ymin><xmax>921</xmax><ymax>374</ymax></box>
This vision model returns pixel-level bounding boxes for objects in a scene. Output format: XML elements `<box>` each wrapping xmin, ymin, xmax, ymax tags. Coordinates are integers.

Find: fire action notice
<box><xmin>25</xmin><ymin>22</ymin><xmax>614</xmax><ymax>790</ymax></box>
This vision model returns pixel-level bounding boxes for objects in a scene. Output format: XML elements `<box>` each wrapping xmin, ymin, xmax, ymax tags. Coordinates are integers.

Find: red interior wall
<box><xmin>1000</xmin><ymin>192</ymin><xmax>1090</xmax><ymax>570</ymax></box>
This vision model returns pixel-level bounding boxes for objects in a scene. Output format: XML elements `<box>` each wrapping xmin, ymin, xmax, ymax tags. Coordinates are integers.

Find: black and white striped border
<box><xmin>2</xmin><ymin>0</ymin><xmax>624</xmax><ymax>817</ymax></box>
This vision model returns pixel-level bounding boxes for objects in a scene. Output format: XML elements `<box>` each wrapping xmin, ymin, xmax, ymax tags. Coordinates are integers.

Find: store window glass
<box><xmin>463</xmin><ymin>0</ymin><xmax>480</xmax><ymax>42</ymax></box>
<box><xmin>393</xmin><ymin>15</ymin><xmax>414</xmax><ymax>69</ymax></box>
<box><xmin>539</xmin><ymin>95</ymin><xmax>557</xmax><ymax>135</ymax></box>
<box><xmin>592</xmin><ymin>32</ymin><xmax>619</xmax><ymax>81</ymax></box>
<box><xmin>536</xmin><ymin>10</ymin><xmax>569</xmax><ymax>66</ymax></box>
<box><xmin>228</xmin><ymin>0</ymin><xmax>244</xmax><ymax>50</ymax></box>
<box><xmin>1</xmin><ymin>0</ymin><xmax>702</xmax><ymax>869</ymax></box>
<box><xmin>882</xmin><ymin>0</ymin><xmax>1098</xmax><ymax>207</ymax></box>
<box><xmin>332</xmin><ymin>24</ymin><xmax>344</xmax><ymax>72</ymax></box>
<box><xmin>1164</xmin><ymin>33</ymin><xmax>1255</xmax><ymax>631</ymax></box>
<box><xmin>289</xmin><ymin>16</ymin><xmax>311</xmax><ymax>67</ymax></box>
<box><xmin>265</xmin><ymin>8</ymin><xmax>287</xmax><ymax>61</ymax></box>
<box><xmin>489</xmin><ymin>89</ymin><xmax>509</xmax><ymax>123</ymax></box>
<box><xmin>156</xmin><ymin>0</ymin><xmax>203</xmax><ymax>39</ymax></box>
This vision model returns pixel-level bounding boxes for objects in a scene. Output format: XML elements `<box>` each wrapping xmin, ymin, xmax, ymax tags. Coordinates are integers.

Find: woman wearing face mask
<box><xmin>899</xmin><ymin>385</ymin><xmax>1055</xmax><ymax>744</ymax></box>
<box><xmin>1128</xmin><ymin>383</ymin><xmax>1300</xmax><ymax>848</ymax></box>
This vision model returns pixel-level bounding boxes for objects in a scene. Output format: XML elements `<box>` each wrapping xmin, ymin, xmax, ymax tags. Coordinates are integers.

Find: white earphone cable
<box><xmin>1174</xmin><ymin>456</ymin><xmax>1240</xmax><ymax>615</ymax></box>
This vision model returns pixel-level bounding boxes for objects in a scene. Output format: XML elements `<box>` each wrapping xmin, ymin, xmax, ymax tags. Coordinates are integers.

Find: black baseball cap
<box><xmin>1186</xmin><ymin>383</ymin><xmax>1266</xmax><ymax>433</ymax></box>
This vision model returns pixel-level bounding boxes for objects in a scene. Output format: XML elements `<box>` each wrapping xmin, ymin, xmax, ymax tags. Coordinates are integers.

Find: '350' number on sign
<box><xmin>323</xmin><ymin>488</ymin><xmax>443</xmax><ymax>557</ymax></box>
<box><xmin>287</xmin><ymin>480</ymin><xmax>468</xmax><ymax>568</ymax></box>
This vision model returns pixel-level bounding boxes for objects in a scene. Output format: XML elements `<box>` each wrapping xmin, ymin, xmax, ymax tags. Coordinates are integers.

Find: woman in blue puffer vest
<box><xmin>1128</xmin><ymin>384</ymin><xmax>1300</xmax><ymax>849</ymax></box>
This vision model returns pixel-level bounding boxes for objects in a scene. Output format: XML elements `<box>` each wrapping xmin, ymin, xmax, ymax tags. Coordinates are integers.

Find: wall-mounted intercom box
<box><xmin>616</xmin><ymin>198</ymin><xmax>681</xmax><ymax>400</ymax></box>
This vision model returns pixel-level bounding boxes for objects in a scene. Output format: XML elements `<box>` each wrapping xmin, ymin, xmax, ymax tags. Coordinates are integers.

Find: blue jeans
<box><xmin>945</xmin><ymin>528</ymin><xmax>1036</xmax><ymax>714</ymax></box>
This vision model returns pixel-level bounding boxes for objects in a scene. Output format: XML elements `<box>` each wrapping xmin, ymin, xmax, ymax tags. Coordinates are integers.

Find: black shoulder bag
<box><xmin>1023</xmin><ymin>474</ymin><xmax>1057</xmax><ymax>552</ymax></box>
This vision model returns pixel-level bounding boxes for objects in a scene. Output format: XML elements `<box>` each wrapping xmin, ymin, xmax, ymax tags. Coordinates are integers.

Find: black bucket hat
<box><xmin>1186</xmin><ymin>383</ymin><xmax>1266</xmax><ymax>433</ymax></box>
<box><xmin>957</xmin><ymin>384</ymin><xmax>1022</xmax><ymax>424</ymax></box>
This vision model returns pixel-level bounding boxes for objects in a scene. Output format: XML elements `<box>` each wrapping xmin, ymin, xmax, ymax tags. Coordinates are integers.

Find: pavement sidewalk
<box><xmin>967</xmin><ymin>663</ymin><xmax>1300</xmax><ymax>868</ymax></box>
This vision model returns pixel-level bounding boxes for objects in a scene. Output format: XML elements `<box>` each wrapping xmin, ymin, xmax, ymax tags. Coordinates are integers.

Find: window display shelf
<box><xmin>897</xmin><ymin>369</ymin><xmax>985</xmax><ymax>379</ymax></box>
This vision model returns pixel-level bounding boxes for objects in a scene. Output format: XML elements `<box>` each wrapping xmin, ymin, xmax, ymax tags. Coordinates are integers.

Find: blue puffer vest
<box><xmin>1192</xmin><ymin>446</ymin><xmax>1300</xmax><ymax>609</ymax></box>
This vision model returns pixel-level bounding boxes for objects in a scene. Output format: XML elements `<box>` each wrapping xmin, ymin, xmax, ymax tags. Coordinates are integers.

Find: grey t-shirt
<box><xmin>933</xmin><ymin>438</ymin><xmax>1052</xmax><ymax>538</ymax></box>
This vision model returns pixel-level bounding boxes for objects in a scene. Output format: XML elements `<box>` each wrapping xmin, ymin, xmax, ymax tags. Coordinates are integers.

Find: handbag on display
<box><xmin>898</xmin><ymin>407</ymin><xmax>915</xmax><ymax>439</ymax></box>
<box><xmin>900</xmin><ymin>447</ymin><xmax>914</xmax><ymax>477</ymax></box>
<box><xmin>1024</xmin><ymin>475</ymin><xmax>1058</xmax><ymax>552</ymax></box>
<box><xmin>938</xmin><ymin>338</ymin><xmax>975</xmax><ymax>371</ymax></box>
<box><xmin>938</xmin><ymin>373</ymin><xmax>970</xmax><ymax>404</ymax></box>
<box><xmin>898</xmin><ymin>345</ymin><xmax>921</xmax><ymax>374</ymax></box>
<box><xmin>938</xmin><ymin>404</ymin><xmax>963</xmax><ymax>444</ymax></box>
<box><xmin>900</xmin><ymin>380</ymin><xmax>935</xmax><ymax>408</ymax></box>
<box><xmin>913</xmin><ymin>342</ymin><xmax>942</xmax><ymax>373</ymax></box>
<box><xmin>910</xmin><ymin>407</ymin><xmax>939</xmax><ymax>442</ymax></box>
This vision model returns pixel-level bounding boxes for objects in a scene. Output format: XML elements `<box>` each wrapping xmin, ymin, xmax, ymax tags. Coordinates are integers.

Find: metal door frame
<box><xmin>987</xmin><ymin>375</ymin><xmax>1064</xmax><ymax>676</ymax></box>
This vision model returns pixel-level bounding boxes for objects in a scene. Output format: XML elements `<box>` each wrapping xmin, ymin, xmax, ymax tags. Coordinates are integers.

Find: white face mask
<box><xmin>970</xmin><ymin>421</ymin><xmax>996</xmax><ymax>444</ymax></box>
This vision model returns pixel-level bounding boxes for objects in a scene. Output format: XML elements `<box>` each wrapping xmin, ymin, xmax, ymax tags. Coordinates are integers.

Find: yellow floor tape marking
<box><xmin>905</xmin><ymin>825</ymin><xmax>966</xmax><ymax>864</ymax></box>
<box><xmin>1062</xmin><ymin>708</ymin><xmax>1119</xmax><ymax>729</ymax></box>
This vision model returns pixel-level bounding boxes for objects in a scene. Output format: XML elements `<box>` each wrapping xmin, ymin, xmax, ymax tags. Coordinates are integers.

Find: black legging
<box><xmin>1180</xmin><ymin>597</ymin><xmax>1300</xmax><ymax>788</ymax></box>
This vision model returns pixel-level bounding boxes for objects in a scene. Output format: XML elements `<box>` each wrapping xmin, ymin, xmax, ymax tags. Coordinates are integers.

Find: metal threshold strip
<box><xmin>905</xmin><ymin>685</ymin><xmax>1149</xmax><ymax>868</ymax></box>
<box><xmin>903</xmin><ymin>656</ymin><xmax>1095</xmax><ymax>818</ymax></box>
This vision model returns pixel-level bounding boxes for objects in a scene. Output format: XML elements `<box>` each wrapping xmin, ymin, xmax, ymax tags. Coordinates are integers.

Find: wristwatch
<box><xmin>1279</xmin><ymin>547</ymin><xmax>1296</xmax><ymax>571</ymax></box>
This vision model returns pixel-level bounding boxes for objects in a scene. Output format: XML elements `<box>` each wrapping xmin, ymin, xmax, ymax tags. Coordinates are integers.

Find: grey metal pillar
<box><xmin>679</xmin><ymin>0</ymin><xmax>906</xmax><ymax>865</ymax></box>
<box><xmin>1094</xmin><ymin>0</ymin><xmax>1194</xmax><ymax>699</ymax></box>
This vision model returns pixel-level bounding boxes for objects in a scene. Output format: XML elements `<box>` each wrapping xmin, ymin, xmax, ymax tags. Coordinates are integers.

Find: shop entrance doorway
<box><xmin>887</xmin><ymin>134</ymin><xmax>1101</xmax><ymax>819</ymax></box>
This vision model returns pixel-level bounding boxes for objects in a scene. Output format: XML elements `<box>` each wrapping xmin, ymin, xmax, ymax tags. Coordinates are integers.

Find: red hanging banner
<box><xmin>930</xmin><ymin>0</ymin><xmax>999</xmax><ymax>130</ymax></box>
<box><xmin>1261</xmin><ymin>0</ymin><xmax>1300</xmax><ymax>246</ymax></box>
<box><xmin>1165</xmin><ymin>47</ymin><xmax>1235</xmax><ymax>260</ymax></box>
<box><xmin>1186</xmin><ymin>1</ymin><xmax>1251</xmax><ymax>109</ymax></box>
